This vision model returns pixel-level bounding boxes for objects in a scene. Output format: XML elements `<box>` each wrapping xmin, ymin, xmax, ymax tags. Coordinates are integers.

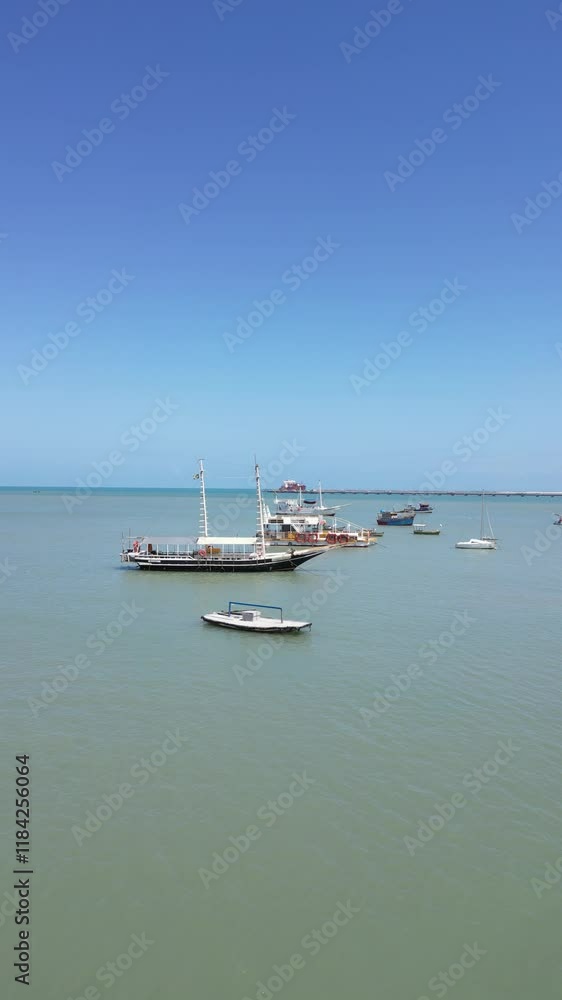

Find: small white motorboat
<box><xmin>201</xmin><ymin>602</ymin><xmax>312</xmax><ymax>633</ymax></box>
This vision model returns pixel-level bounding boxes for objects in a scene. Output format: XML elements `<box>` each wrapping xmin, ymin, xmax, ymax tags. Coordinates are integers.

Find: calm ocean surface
<box><xmin>1</xmin><ymin>489</ymin><xmax>561</xmax><ymax>999</ymax></box>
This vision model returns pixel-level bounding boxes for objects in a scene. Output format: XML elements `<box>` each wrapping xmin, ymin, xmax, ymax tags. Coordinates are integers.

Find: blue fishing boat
<box><xmin>376</xmin><ymin>509</ymin><xmax>415</xmax><ymax>526</ymax></box>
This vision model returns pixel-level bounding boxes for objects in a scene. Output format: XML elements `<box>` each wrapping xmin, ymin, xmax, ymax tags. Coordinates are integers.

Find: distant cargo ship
<box><xmin>278</xmin><ymin>479</ymin><xmax>306</xmax><ymax>493</ymax></box>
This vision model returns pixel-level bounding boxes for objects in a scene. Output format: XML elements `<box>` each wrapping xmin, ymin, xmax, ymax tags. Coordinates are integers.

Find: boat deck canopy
<box><xmin>196</xmin><ymin>536</ymin><xmax>257</xmax><ymax>546</ymax></box>
<box><xmin>142</xmin><ymin>536</ymin><xmax>196</xmax><ymax>545</ymax></box>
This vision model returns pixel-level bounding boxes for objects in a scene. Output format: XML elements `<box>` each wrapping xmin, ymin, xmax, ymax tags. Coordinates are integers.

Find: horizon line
<box><xmin>2</xmin><ymin>486</ymin><xmax>562</xmax><ymax>497</ymax></box>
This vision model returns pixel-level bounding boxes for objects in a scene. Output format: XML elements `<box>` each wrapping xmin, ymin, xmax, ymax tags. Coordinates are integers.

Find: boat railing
<box><xmin>228</xmin><ymin>601</ymin><xmax>284</xmax><ymax>620</ymax></box>
<box><xmin>132</xmin><ymin>548</ymin><xmax>266</xmax><ymax>561</ymax></box>
<box><xmin>331</xmin><ymin>517</ymin><xmax>372</xmax><ymax>537</ymax></box>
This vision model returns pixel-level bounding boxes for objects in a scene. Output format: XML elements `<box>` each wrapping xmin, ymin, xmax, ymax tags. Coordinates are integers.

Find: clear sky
<box><xmin>1</xmin><ymin>0</ymin><xmax>560</xmax><ymax>489</ymax></box>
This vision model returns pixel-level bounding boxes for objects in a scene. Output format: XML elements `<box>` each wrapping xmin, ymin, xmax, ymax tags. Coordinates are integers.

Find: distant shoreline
<box><xmin>2</xmin><ymin>487</ymin><xmax>562</xmax><ymax>498</ymax></box>
<box><xmin>265</xmin><ymin>489</ymin><xmax>562</xmax><ymax>497</ymax></box>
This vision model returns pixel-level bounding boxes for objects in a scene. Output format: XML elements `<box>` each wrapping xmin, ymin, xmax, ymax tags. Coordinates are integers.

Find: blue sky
<box><xmin>1</xmin><ymin>0</ymin><xmax>560</xmax><ymax>488</ymax></box>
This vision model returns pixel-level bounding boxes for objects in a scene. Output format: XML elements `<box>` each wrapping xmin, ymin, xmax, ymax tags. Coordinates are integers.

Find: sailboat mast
<box><xmin>486</xmin><ymin>497</ymin><xmax>494</xmax><ymax>539</ymax></box>
<box><xmin>255</xmin><ymin>460</ymin><xmax>266</xmax><ymax>556</ymax></box>
<box><xmin>480</xmin><ymin>493</ymin><xmax>484</xmax><ymax>539</ymax></box>
<box><xmin>198</xmin><ymin>458</ymin><xmax>208</xmax><ymax>536</ymax></box>
<box><xmin>318</xmin><ymin>480</ymin><xmax>323</xmax><ymax>509</ymax></box>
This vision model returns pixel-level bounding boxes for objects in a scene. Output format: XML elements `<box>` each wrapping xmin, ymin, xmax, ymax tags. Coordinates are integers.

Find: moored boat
<box><xmin>455</xmin><ymin>538</ymin><xmax>495</xmax><ymax>549</ymax></box>
<box><xmin>324</xmin><ymin>523</ymin><xmax>374</xmax><ymax>547</ymax></box>
<box><xmin>122</xmin><ymin>461</ymin><xmax>328</xmax><ymax>572</ymax></box>
<box><xmin>122</xmin><ymin>536</ymin><xmax>325</xmax><ymax>571</ymax></box>
<box><xmin>377</xmin><ymin>509</ymin><xmax>415</xmax><ymax>526</ymax></box>
<box><xmin>402</xmin><ymin>501</ymin><xmax>434</xmax><ymax>514</ymax></box>
<box><xmin>273</xmin><ymin>482</ymin><xmax>349</xmax><ymax>518</ymax></box>
<box><xmin>262</xmin><ymin>504</ymin><xmax>374</xmax><ymax>547</ymax></box>
<box><xmin>262</xmin><ymin>506</ymin><xmax>327</xmax><ymax>546</ymax></box>
<box><xmin>413</xmin><ymin>523</ymin><xmax>441</xmax><ymax>536</ymax></box>
<box><xmin>278</xmin><ymin>479</ymin><xmax>306</xmax><ymax>493</ymax></box>
<box><xmin>201</xmin><ymin>602</ymin><xmax>311</xmax><ymax>633</ymax></box>
<box><xmin>456</xmin><ymin>495</ymin><xmax>497</xmax><ymax>550</ymax></box>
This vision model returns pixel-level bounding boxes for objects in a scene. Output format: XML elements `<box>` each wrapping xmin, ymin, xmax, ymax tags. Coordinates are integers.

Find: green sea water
<box><xmin>1</xmin><ymin>489</ymin><xmax>561</xmax><ymax>999</ymax></box>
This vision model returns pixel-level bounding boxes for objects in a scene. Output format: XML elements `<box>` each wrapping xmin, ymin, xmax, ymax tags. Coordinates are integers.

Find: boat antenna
<box><xmin>198</xmin><ymin>458</ymin><xmax>208</xmax><ymax>536</ymax></box>
<box><xmin>255</xmin><ymin>458</ymin><xmax>266</xmax><ymax>557</ymax></box>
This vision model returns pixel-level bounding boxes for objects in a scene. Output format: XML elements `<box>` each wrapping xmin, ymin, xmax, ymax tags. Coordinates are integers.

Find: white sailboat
<box><xmin>455</xmin><ymin>494</ymin><xmax>497</xmax><ymax>550</ymax></box>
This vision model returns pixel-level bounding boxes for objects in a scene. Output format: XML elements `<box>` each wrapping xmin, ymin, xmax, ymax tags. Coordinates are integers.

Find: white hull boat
<box><xmin>455</xmin><ymin>538</ymin><xmax>495</xmax><ymax>549</ymax></box>
<box><xmin>456</xmin><ymin>495</ymin><xmax>497</xmax><ymax>550</ymax></box>
<box><xmin>262</xmin><ymin>506</ymin><xmax>374</xmax><ymax>548</ymax></box>
<box><xmin>201</xmin><ymin>602</ymin><xmax>311</xmax><ymax>633</ymax></box>
<box><xmin>273</xmin><ymin>482</ymin><xmax>350</xmax><ymax>518</ymax></box>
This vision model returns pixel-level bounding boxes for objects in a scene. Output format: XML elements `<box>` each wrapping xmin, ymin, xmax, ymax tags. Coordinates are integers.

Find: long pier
<box><xmin>265</xmin><ymin>490</ymin><xmax>562</xmax><ymax>498</ymax></box>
